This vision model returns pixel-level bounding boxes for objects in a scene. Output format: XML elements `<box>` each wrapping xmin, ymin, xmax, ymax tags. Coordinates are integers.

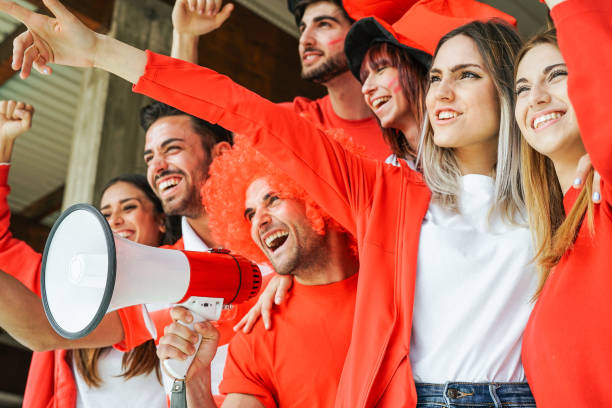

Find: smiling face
<box><xmin>100</xmin><ymin>181</ymin><xmax>164</xmax><ymax>246</ymax></box>
<box><xmin>298</xmin><ymin>1</ymin><xmax>352</xmax><ymax>84</ymax></box>
<box><xmin>244</xmin><ymin>178</ymin><xmax>326</xmax><ymax>276</ymax></box>
<box><xmin>426</xmin><ymin>35</ymin><xmax>500</xmax><ymax>153</ymax></box>
<box><xmin>143</xmin><ymin>115</ymin><xmax>211</xmax><ymax>218</ymax></box>
<box><xmin>361</xmin><ymin>63</ymin><xmax>412</xmax><ymax>132</ymax></box>
<box><xmin>515</xmin><ymin>43</ymin><xmax>582</xmax><ymax>161</ymax></box>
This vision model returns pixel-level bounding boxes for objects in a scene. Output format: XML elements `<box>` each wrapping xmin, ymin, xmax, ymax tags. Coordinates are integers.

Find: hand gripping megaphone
<box><xmin>41</xmin><ymin>204</ymin><xmax>261</xmax><ymax>379</ymax></box>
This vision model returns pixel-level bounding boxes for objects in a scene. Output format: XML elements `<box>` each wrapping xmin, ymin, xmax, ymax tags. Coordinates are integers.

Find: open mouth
<box><xmin>114</xmin><ymin>230</ymin><xmax>134</xmax><ymax>239</ymax></box>
<box><xmin>532</xmin><ymin>111</ymin><xmax>564</xmax><ymax>130</ymax></box>
<box><xmin>264</xmin><ymin>230</ymin><xmax>289</xmax><ymax>252</ymax></box>
<box><xmin>157</xmin><ymin>176</ymin><xmax>182</xmax><ymax>194</ymax></box>
<box><xmin>302</xmin><ymin>48</ymin><xmax>323</xmax><ymax>64</ymax></box>
<box><xmin>437</xmin><ymin>110</ymin><xmax>460</xmax><ymax>120</ymax></box>
<box><xmin>371</xmin><ymin>96</ymin><xmax>391</xmax><ymax>110</ymax></box>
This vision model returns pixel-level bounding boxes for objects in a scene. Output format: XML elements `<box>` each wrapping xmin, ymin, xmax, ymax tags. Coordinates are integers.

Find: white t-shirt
<box><xmin>411</xmin><ymin>174</ymin><xmax>537</xmax><ymax>382</ymax></box>
<box><xmin>73</xmin><ymin>348</ymin><xmax>166</xmax><ymax>408</ymax></box>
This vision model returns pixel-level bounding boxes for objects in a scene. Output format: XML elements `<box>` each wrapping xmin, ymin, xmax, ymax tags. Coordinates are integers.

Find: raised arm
<box><xmin>0</xmin><ymin>0</ymin><xmax>145</xmax><ymax>82</ymax></box>
<box><xmin>0</xmin><ymin>100</ymin><xmax>42</xmax><ymax>292</ymax></box>
<box><xmin>1</xmin><ymin>0</ymin><xmax>379</xmax><ymax>234</ymax></box>
<box><xmin>171</xmin><ymin>0</ymin><xmax>234</xmax><ymax>63</ymax></box>
<box><xmin>133</xmin><ymin>53</ymin><xmax>378</xmax><ymax>235</ymax></box>
<box><xmin>550</xmin><ymin>0</ymin><xmax>612</xmax><ymax>187</ymax></box>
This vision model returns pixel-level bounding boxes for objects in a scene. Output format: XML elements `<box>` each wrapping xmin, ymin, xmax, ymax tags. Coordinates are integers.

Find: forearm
<box><xmin>552</xmin><ymin>0</ymin><xmax>612</xmax><ymax>182</ymax></box>
<box><xmin>0</xmin><ymin>270</ymin><xmax>124</xmax><ymax>350</ymax></box>
<box><xmin>171</xmin><ymin>31</ymin><xmax>200</xmax><ymax>63</ymax></box>
<box><xmin>186</xmin><ymin>368</ymin><xmax>218</xmax><ymax>407</ymax></box>
<box><xmin>0</xmin><ymin>270</ymin><xmax>65</xmax><ymax>351</ymax></box>
<box><xmin>93</xmin><ymin>34</ymin><xmax>147</xmax><ymax>84</ymax></box>
<box><xmin>0</xmin><ymin>139</ymin><xmax>14</xmax><ymax>162</ymax></box>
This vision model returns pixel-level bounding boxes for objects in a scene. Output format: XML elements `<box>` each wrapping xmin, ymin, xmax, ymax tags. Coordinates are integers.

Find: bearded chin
<box><xmin>301</xmin><ymin>53</ymin><xmax>349</xmax><ymax>84</ymax></box>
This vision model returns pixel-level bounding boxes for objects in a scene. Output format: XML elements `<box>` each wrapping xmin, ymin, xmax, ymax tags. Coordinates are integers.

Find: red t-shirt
<box><xmin>280</xmin><ymin>95</ymin><xmax>390</xmax><ymax>161</ymax></box>
<box><xmin>219</xmin><ymin>273</ymin><xmax>357</xmax><ymax>407</ymax></box>
<box><xmin>521</xmin><ymin>1</ymin><xmax>612</xmax><ymax>406</ymax></box>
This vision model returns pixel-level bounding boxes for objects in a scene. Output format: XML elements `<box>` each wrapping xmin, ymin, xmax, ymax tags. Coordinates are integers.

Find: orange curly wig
<box><xmin>203</xmin><ymin>133</ymin><xmax>360</xmax><ymax>264</ymax></box>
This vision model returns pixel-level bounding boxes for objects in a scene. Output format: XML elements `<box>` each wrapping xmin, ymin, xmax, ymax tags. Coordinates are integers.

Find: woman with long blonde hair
<box><xmin>514</xmin><ymin>0</ymin><xmax>611</xmax><ymax>406</ymax></box>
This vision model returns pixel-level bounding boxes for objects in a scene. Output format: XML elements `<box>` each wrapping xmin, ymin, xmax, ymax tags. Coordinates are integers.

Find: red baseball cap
<box><xmin>342</xmin><ymin>0</ymin><xmax>419</xmax><ymax>24</ymax></box>
<box><xmin>345</xmin><ymin>0</ymin><xmax>517</xmax><ymax>79</ymax></box>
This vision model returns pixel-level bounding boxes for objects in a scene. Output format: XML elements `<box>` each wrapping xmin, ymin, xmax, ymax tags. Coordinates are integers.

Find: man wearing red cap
<box><xmin>171</xmin><ymin>0</ymin><xmax>396</xmax><ymax>160</ymax></box>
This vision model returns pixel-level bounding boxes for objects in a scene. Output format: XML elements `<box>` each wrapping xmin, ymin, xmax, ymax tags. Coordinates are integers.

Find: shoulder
<box><xmin>158</xmin><ymin>238</ymin><xmax>184</xmax><ymax>250</ymax></box>
<box><xmin>285</xmin><ymin>96</ymin><xmax>326</xmax><ymax>113</ymax></box>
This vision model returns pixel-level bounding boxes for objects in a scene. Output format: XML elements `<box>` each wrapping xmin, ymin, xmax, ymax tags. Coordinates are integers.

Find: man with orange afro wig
<box><xmin>157</xmin><ymin>135</ymin><xmax>359</xmax><ymax>407</ymax></box>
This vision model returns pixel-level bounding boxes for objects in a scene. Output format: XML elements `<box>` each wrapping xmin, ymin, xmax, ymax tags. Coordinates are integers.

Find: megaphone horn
<box><xmin>41</xmin><ymin>204</ymin><xmax>262</xmax><ymax>342</ymax></box>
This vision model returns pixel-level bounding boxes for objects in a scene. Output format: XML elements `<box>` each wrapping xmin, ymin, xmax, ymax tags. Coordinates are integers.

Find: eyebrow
<box><xmin>430</xmin><ymin>63</ymin><xmax>483</xmax><ymax>75</ymax></box>
<box><xmin>143</xmin><ymin>138</ymin><xmax>185</xmax><ymax>156</ymax></box>
<box><xmin>243</xmin><ymin>193</ymin><xmax>274</xmax><ymax>220</ymax></box>
<box><xmin>301</xmin><ymin>14</ymin><xmax>340</xmax><ymax>27</ymax></box>
<box><xmin>100</xmin><ymin>197</ymin><xmax>141</xmax><ymax>211</ymax></box>
<box><xmin>516</xmin><ymin>63</ymin><xmax>567</xmax><ymax>85</ymax></box>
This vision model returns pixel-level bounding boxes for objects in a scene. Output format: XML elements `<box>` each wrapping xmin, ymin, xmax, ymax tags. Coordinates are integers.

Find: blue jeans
<box><xmin>416</xmin><ymin>382</ymin><xmax>535</xmax><ymax>407</ymax></box>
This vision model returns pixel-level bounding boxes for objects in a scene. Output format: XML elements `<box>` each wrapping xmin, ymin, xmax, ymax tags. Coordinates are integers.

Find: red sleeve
<box><xmin>219</xmin><ymin>332</ymin><xmax>277</xmax><ymax>408</ymax></box>
<box><xmin>134</xmin><ymin>52</ymin><xmax>380</xmax><ymax>236</ymax></box>
<box><xmin>552</xmin><ymin>0</ymin><xmax>612</xmax><ymax>202</ymax></box>
<box><xmin>113</xmin><ymin>305</ymin><xmax>172</xmax><ymax>351</ymax></box>
<box><xmin>0</xmin><ymin>164</ymin><xmax>43</xmax><ymax>295</ymax></box>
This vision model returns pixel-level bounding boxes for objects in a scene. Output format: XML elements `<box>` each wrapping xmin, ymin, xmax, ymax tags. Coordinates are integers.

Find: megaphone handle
<box><xmin>163</xmin><ymin>318</ymin><xmax>204</xmax><ymax>380</ymax></box>
<box><xmin>163</xmin><ymin>297</ymin><xmax>224</xmax><ymax>380</ymax></box>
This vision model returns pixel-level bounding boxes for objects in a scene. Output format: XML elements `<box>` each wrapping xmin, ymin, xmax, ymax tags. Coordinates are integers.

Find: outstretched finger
<box><xmin>573</xmin><ymin>153</ymin><xmax>592</xmax><ymax>189</ymax></box>
<box><xmin>233</xmin><ymin>307</ymin><xmax>254</xmax><ymax>332</ymax></box>
<box><xmin>33</xmin><ymin>56</ymin><xmax>52</xmax><ymax>75</ymax></box>
<box><xmin>215</xmin><ymin>3</ymin><xmax>233</xmax><ymax>25</ymax></box>
<box><xmin>197</xmin><ymin>0</ymin><xmax>206</xmax><ymax>14</ymax></box>
<box><xmin>187</xmin><ymin>0</ymin><xmax>197</xmax><ymax>12</ymax></box>
<box><xmin>592</xmin><ymin>171</ymin><xmax>602</xmax><ymax>203</ymax></box>
<box><xmin>0</xmin><ymin>0</ymin><xmax>40</xmax><ymax>26</ymax></box>
<box><xmin>12</xmin><ymin>31</ymin><xmax>33</xmax><ymax>71</ymax></box>
<box><xmin>206</xmin><ymin>0</ymin><xmax>221</xmax><ymax>16</ymax></box>
<box><xmin>260</xmin><ymin>295</ymin><xmax>274</xmax><ymax>330</ymax></box>
<box><xmin>20</xmin><ymin>43</ymin><xmax>38</xmax><ymax>79</ymax></box>
<box><xmin>42</xmin><ymin>0</ymin><xmax>75</xmax><ymax>21</ymax></box>
<box><xmin>274</xmin><ymin>275</ymin><xmax>293</xmax><ymax>305</ymax></box>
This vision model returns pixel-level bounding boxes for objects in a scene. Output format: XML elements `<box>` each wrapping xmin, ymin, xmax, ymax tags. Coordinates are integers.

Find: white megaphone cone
<box><xmin>41</xmin><ymin>204</ymin><xmax>262</xmax><ymax>380</ymax></box>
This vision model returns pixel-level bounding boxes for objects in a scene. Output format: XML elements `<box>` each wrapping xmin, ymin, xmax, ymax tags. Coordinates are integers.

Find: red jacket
<box><xmin>0</xmin><ymin>165</ymin><xmax>75</xmax><ymax>408</ymax></box>
<box><xmin>521</xmin><ymin>1</ymin><xmax>612</xmax><ymax>406</ymax></box>
<box><xmin>134</xmin><ymin>54</ymin><xmax>432</xmax><ymax>407</ymax></box>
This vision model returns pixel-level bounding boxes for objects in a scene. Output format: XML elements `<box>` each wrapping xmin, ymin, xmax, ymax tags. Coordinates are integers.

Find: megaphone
<box><xmin>41</xmin><ymin>203</ymin><xmax>262</xmax><ymax>379</ymax></box>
